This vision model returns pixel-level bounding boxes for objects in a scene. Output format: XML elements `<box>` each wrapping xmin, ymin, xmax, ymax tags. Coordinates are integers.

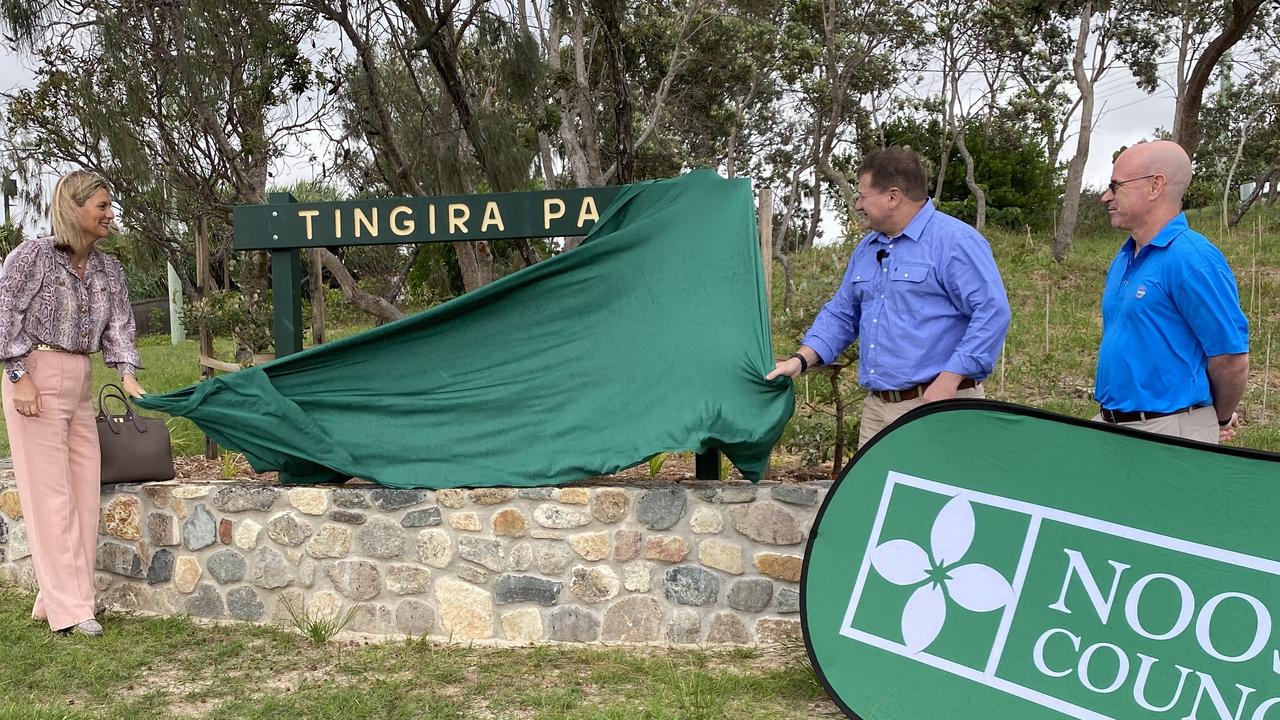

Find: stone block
<box><xmin>501</xmin><ymin>607</ymin><xmax>544</xmax><ymax>643</ymax></box>
<box><xmin>328</xmin><ymin>560</ymin><xmax>382</xmax><ymax>600</ymax></box>
<box><xmin>491</xmin><ymin>508</ymin><xmax>529</xmax><ymax>537</ymax></box>
<box><xmin>730</xmin><ymin>503</ymin><xmax>804</xmax><ymax>546</ymax></box>
<box><xmin>102</xmin><ymin>496</ymin><xmax>141</xmax><ymax>540</ymax></box>
<box><xmin>401</xmin><ymin>507</ymin><xmax>442</xmax><ymax>528</ymax></box>
<box><xmin>544</xmin><ymin>606</ymin><xmax>599</xmax><ymax>643</ymax></box>
<box><xmin>417</xmin><ymin>529</ymin><xmax>453</xmax><ymax>568</ymax></box>
<box><xmin>698</xmin><ymin>539</ymin><xmax>743</xmax><ymax>575</ymax></box>
<box><xmin>636</xmin><ymin>488</ymin><xmax>686</xmax><ymax>530</ymax></box>
<box><xmin>212</xmin><ymin>486</ymin><xmax>279</xmax><ymax>513</ymax></box>
<box><xmin>532</xmin><ymin>504</ymin><xmax>590</xmax><ymax>529</ymax></box>
<box><xmin>494</xmin><ymin>575</ymin><xmax>562</xmax><ymax>606</ymax></box>
<box><xmin>664</xmin><ymin>566</ymin><xmax>719</xmax><ymax>606</ymax></box>
<box><xmin>182</xmin><ymin>504</ymin><xmax>216</xmax><ymax>551</ymax></box>
<box><xmin>601</xmin><ymin>596</ymin><xmax>662</xmax><ymax>642</ymax></box>
<box><xmin>288</xmin><ymin>488</ymin><xmax>329</xmax><ymax>515</ymax></box>
<box><xmin>435</xmin><ymin>577</ymin><xmax>494</xmax><ymax>640</ymax></box>
<box><xmin>227</xmin><ymin>587</ymin><xmax>265</xmax><ymax>622</ymax></box>
<box><xmin>568</xmin><ymin>531</ymin><xmax>610</xmax><ymax>561</ymax></box>
<box><xmin>754</xmin><ymin>552</ymin><xmax>803</xmax><ymax>582</ymax></box>
<box><xmin>266</xmin><ymin>512</ymin><xmax>314</xmax><ymax>547</ymax></box>
<box><xmin>357</xmin><ymin>517</ymin><xmax>406</xmax><ymax>559</ymax></box>
<box><xmin>726</xmin><ymin>578</ymin><xmax>773</xmax><ymax>613</ymax></box>
<box><xmin>570</xmin><ymin>566</ymin><xmax>620</xmax><ymax>603</ymax></box>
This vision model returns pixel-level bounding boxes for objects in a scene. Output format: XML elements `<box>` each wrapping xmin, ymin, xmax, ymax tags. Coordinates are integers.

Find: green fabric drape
<box><xmin>137</xmin><ymin>170</ymin><xmax>794</xmax><ymax>488</ymax></box>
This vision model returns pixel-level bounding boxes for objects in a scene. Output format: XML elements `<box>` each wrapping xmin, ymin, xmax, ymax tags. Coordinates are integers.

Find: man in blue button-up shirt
<box><xmin>767</xmin><ymin>148</ymin><xmax>1010</xmax><ymax>447</ymax></box>
<box><xmin>1094</xmin><ymin>140</ymin><xmax>1249</xmax><ymax>444</ymax></box>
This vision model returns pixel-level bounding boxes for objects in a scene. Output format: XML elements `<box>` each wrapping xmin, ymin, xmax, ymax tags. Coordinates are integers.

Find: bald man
<box><xmin>1094</xmin><ymin>140</ymin><xmax>1249</xmax><ymax>444</ymax></box>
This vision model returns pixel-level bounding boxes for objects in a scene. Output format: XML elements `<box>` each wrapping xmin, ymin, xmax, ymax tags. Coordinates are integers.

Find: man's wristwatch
<box><xmin>6</xmin><ymin>368</ymin><xmax>25</xmax><ymax>383</ymax></box>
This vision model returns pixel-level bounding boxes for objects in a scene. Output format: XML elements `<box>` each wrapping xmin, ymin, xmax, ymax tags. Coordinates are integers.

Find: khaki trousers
<box><xmin>1091</xmin><ymin>405</ymin><xmax>1219</xmax><ymax>444</ymax></box>
<box><xmin>2</xmin><ymin>350</ymin><xmax>100</xmax><ymax>631</ymax></box>
<box><xmin>859</xmin><ymin>385</ymin><xmax>986</xmax><ymax>448</ymax></box>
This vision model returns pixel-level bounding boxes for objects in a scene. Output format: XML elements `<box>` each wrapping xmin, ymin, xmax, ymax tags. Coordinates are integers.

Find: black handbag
<box><xmin>95</xmin><ymin>383</ymin><xmax>176</xmax><ymax>484</ymax></box>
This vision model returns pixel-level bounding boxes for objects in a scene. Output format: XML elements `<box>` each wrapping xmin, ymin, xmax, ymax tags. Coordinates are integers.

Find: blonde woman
<box><xmin>0</xmin><ymin>170</ymin><xmax>144</xmax><ymax>636</ymax></box>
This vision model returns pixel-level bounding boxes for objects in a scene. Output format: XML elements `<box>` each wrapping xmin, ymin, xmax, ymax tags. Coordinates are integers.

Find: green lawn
<box><xmin>0</xmin><ymin>587</ymin><xmax>834</xmax><ymax>720</ymax></box>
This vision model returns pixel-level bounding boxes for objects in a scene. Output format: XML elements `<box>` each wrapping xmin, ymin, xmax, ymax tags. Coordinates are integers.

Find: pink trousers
<box><xmin>2</xmin><ymin>349</ymin><xmax>100</xmax><ymax>631</ymax></box>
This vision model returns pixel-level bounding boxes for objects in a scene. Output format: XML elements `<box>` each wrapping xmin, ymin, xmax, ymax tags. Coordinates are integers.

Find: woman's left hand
<box><xmin>122</xmin><ymin>375</ymin><xmax>146</xmax><ymax>397</ymax></box>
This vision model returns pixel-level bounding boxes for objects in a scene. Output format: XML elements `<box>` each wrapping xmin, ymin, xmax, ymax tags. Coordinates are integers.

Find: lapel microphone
<box><xmin>876</xmin><ymin>248</ymin><xmax>889</xmax><ymax>265</ymax></box>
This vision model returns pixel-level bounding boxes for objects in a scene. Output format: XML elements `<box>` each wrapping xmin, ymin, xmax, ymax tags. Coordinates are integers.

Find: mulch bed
<box><xmin>172</xmin><ymin>452</ymin><xmax>833</xmax><ymax>486</ymax></box>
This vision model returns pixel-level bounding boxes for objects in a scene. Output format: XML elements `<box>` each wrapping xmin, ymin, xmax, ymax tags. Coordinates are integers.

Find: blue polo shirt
<box><xmin>1095</xmin><ymin>213</ymin><xmax>1248</xmax><ymax>413</ymax></box>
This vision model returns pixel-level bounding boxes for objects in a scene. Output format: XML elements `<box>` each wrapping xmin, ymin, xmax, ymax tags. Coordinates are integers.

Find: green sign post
<box><xmin>231</xmin><ymin>184</ymin><xmax>729</xmax><ymax>479</ymax></box>
<box><xmin>804</xmin><ymin>401</ymin><xmax>1280</xmax><ymax>719</ymax></box>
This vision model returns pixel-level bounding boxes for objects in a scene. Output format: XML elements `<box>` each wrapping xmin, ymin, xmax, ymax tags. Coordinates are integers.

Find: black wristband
<box><xmin>1218</xmin><ymin>416</ymin><xmax>1233</xmax><ymax>427</ymax></box>
<box><xmin>788</xmin><ymin>352</ymin><xmax>808</xmax><ymax>373</ymax></box>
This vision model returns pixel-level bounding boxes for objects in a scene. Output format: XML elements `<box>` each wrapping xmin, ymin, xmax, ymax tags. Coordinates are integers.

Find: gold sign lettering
<box><xmin>354</xmin><ymin>207</ymin><xmax>378</xmax><ymax>238</ymax></box>
<box><xmin>333</xmin><ymin>208</ymin><xmax>342</xmax><ymax>240</ymax></box>
<box><xmin>481</xmin><ymin>201</ymin><xmax>505</xmax><ymax>232</ymax></box>
<box><xmin>544</xmin><ymin>198</ymin><xmax>565</xmax><ymax>229</ymax></box>
<box><xmin>577</xmin><ymin>196</ymin><xmax>599</xmax><ymax>228</ymax></box>
<box><xmin>389</xmin><ymin>206</ymin><xmax>414</xmax><ymax>236</ymax></box>
<box><xmin>297</xmin><ymin>210</ymin><xmax>319</xmax><ymax>241</ymax></box>
<box><xmin>428</xmin><ymin>204</ymin><xmax>437</xmax><ymax>235</ymax></box>
<box><xmin>448</xmin><ymin>204</ymin><xmax>470</xmax><ymax>234</ymax></box>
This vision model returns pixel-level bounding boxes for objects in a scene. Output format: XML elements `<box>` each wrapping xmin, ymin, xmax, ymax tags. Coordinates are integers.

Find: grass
<box><xmin>0</xmin><ymin>586</ymin><xmax>835</xmax><ymax>719</ymax></box>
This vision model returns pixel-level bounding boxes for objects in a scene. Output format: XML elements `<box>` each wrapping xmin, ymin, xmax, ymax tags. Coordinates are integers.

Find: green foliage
<box><xmin>881</xmin><ymin>113</ymin><xmax>1061</xmax><ymax>229</ymax></box>
<box><xmin>179</xmin><ymin>290</ymin><xmax>274</xmax><ymax>354</ymax></box>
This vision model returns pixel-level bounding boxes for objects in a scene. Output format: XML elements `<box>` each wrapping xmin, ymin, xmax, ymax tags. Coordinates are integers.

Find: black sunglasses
<box><xmin>1107</xmin><ymin>174</ymin><xmax>1157</xmax><ymax>193</ymax></box>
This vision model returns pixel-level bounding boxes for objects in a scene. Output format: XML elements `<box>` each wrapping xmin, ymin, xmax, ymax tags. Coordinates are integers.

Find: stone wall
<box><xmin>0</xmin><ymin>478</ymin><xmax>827</xmax><ymax>645</ymax></box>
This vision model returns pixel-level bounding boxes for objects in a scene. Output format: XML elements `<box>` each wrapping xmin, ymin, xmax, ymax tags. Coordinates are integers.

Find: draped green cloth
<box><xmin>137</xmin><ymin>170</ymin><xmax>794</xmax><ymax>488</ymax></box>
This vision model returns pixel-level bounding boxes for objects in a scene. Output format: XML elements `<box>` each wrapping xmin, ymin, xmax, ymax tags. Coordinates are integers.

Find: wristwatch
<box><xmin>6</xmin><ymin>368</ymin><xmax>25</xmax><ymax>383</ymax></box>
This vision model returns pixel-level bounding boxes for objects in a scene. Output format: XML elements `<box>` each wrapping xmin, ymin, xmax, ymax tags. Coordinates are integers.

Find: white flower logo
<box><xmin>869</xmin><ymin>494</ymin><xmax>1014</xmax><ymax>654</ymax></box>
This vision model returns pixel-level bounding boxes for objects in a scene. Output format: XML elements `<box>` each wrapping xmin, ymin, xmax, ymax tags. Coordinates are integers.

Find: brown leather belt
<box><xmin>874</xmin><ymin>377</ymin><xmax>978</xmax><ymax>403</ymax></box>
<box><xmin>1099</xmin><ymin>405</ymin><xmax>1198</xmax><ymax>424</ymax></box>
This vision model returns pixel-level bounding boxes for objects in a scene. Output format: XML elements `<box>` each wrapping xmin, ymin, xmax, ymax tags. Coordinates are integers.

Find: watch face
<box><xmin>6</xmin><ymin>370</ymin><xmax>21</xmax><ymax>383</ymax></box>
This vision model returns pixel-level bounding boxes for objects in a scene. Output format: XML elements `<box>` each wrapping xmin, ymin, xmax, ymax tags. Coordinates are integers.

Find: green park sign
<box><xmin>803</xmin><ymin>401</ymin><xmax>1280</xmax><ymax>720</ymax></box>
<box><xmin>232</xmin><ymin>186</ymin><xmax>626</xmax><ymax>249</ymax></box>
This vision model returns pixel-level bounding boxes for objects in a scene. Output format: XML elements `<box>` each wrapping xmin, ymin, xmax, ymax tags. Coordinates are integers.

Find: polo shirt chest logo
<box><xmin>1135</xmin><ymin>285</ymin><xmax>1147</xmax><ymax>299</ymax></box>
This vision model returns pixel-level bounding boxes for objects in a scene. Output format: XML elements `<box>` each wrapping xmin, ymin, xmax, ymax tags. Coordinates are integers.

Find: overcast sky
<box><xmin>0</xmin><ymin>41</ymin><xmax>1263</xmax><ymax>232</ymax></box>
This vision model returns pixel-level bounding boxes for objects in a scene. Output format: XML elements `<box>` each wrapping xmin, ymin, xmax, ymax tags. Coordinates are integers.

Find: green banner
<box><xmin>803</xmin><ymin>401</ymin><xmax>1280</xmax><ymax>720</ymax></box>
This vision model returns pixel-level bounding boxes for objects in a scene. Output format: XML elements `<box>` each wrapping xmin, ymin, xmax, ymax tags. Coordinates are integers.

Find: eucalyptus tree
<box><xmin>1</xmin><ymin>0</ymin><xmax>335</xmax><ymax>306</ymax></box>
<box><xmin>1153</xmin><ymin>0</ymin><xmax>1276</xmax><ymax>157</ymax></box>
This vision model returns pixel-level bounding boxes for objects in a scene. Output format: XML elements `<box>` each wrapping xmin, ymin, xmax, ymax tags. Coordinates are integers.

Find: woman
<box><xmin>0</xmin><ymin>170</ymin><xmax>144</xmax><ymax>636</ymax></box>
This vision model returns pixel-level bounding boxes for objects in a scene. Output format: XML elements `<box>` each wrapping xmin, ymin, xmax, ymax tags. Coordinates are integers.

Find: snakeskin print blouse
<box><xmin>0</xmin><ymin>237</ymin><xmax>141</xmax><ymax>376</ymax></box>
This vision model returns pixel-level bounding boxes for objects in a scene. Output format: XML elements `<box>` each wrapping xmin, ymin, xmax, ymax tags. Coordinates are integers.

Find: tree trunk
<box><xmin>1052</xmin><ymin>0</ymin><xmax>1098</xmax><ymax>262</ymax></box>
<box><xmin>590</xmin><ymin>0</ymin><xmax>634</xmax><ymax>184</ymax></box>
<box><xmin>953</xmin><ymin>125</ymin><xmax>986</xmax><ymax>231</ymax></box>
<box><xmin>317</xmin><ymin>249</ymin><xmax>404</xmax><ymax>322</ymax></box>
<box><xmin>1231</xmin><ymin>165</ymin><xmax>1277</xmax><ymax>226</ymax></box>
<box><xmin>1171</xmin><ymin>0</ymin><xmax>1267</xmax><ymax>157</ymax></box>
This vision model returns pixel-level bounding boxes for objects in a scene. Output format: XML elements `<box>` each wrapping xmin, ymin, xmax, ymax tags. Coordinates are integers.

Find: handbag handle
<box><xmin>96</xmin><ymin>383</ymin><xmax>147</xmax><ymax>435</ymax></box>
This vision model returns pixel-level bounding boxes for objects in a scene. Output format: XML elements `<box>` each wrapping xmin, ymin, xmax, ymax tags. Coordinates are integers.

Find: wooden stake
<box><xmin>1264</xmin><ymin>330</ymin><xmax>1272</xmax><ymax>424</ymax></box>
<box><xmin>1044</xmin><ymin>292</ymin><xmax>1051</xmax><ymax>354</ymax></box>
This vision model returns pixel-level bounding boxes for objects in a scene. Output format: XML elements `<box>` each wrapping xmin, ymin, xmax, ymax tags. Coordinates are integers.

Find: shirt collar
<box><xmin>878</xmin><ymin>202</ymin><xmax>935</xmax><ymax>244</ymax></box>
<box><xmin>1124</xmin><ymin>212</ymin><xmax>1188</xmax><ymax>254</ymax></box>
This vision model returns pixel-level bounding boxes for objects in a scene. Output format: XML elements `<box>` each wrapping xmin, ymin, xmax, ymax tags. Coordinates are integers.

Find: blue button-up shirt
<box><xmin>802</xmin><ymin>203</ymin><xmax>1010</xmax><ymax>391</ymax></box>
<box><xmin>1095</xmin><ymin>213</ymin><xmax>1248</xmax><ymax>413</ymax></box>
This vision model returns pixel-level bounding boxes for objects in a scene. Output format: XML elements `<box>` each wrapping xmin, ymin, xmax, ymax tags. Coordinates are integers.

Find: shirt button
<box><xmin>870</xmin><ymin>369</ymin><xmax>875</xmax><ymax>374</ymax></box>
<box><xmin>870</xmin><ymin>344</ymin><xmax>875</xmax><ymax>349</ymax></box>
<box><xmin>1123</xmin><ymin>281</ymin><xmax>1128</xmax><ymax>285</ymax></box>
<box><xmin>904</xmin><ymin>273</ymin><xmax>909</xmax><ymax>278</ymax></box>
<box><xmin>872</xmin><ymin>319</ymin><xmax>878</xmax><ymax>323</ymax></box>
<box><xmin>855</xmin><ymin>276</ymin><xmax>861</xmax><ymax>280</ymax></box>
<box><xmin>882</xmin><ymin>268</ymin><xmax>887</xmax><ymax>273</ymax></box>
